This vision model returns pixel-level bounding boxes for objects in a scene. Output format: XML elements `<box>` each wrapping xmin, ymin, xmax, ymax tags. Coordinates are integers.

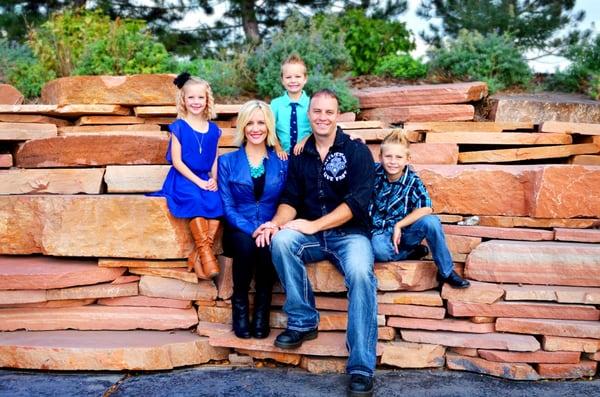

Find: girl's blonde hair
<box><xmin>280</xmin><ymin>53</ymin><xmax>307</xmax><ymax>76</ymax></box>
<box><xmin>175</xmin><ymin>77</ymin><xmax>216</xmax><ymax>120</ymax></box>
<box><xmin>234</xmin><ymin>100</ymin><xmax>278</xmax><ymax>148</ymax></box>
<box><xmin>380</xmin><ymin>129</ymin><xmax>411</xmax><ymax>156</ymax></box>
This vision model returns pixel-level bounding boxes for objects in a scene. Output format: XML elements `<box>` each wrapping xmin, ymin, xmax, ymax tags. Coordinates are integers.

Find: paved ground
<box><xmin>1</xmin><ymin>367</ymin><xmax>599</xmax><ymax>397</ymax></box>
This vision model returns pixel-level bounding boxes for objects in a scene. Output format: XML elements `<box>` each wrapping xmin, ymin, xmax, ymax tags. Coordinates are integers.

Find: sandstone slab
<box><xmin>400</xmin><ymin>330</ymin><xmax>540</xmax><ymax>351</ymax></box>
<box><xmin>478</xmin><ymin>349</ymin><xmax>580</xmax><ymax>364</ymax></box>
<box><xmin>502</xmin><ymin>284</ymin><xmax>600</xmax><ymax>305</ymax></box>
<box><xmin>76</xmin><ymin>115</ymin><xmax>145</xmax><ymax>125</ymax></box>
<box><xmin>111</xmin><ymin>275</ymin><xmax>141</xmax><ymax>284</ymax></box>
<box><xmin>237</xmin><ymin>348</ymin><xmax>301</xmax><ymax>365</ymax></box>
<box><xmin>99</xmin><ymin>259</ymin><xmax>187</xmax><ymax>268</ymax></box>
<box><xmin>381</xmin><ymin>341</ymin><xmax>445</xmax><ymax>368</ymax></box>
<box><xmin>139</xmin><ymin>275</ymin><xmax>216</xmax><ymax>301</ymax></box>
<box><xmin>215</xmin><ymin>255</ymin><xmax>233</xmax><ymax>300</ymax></box>
<box><xmin>98</xmin><ymin>295</ymin><xmax>191</xmax><ymax>309</ymax></box>
<box><xmin>477</xmin><ymin>216</ymin><xmax>599</xmax><ymax>229</ymax></box>
<box><xmin>447</xmin><ymin>301</ymin><xmax>600</xmax><ymax>321</ymax></box>
<box><xmin>300</xmin><ymin>356</ymin><xmax>347</xmax><ymax>374</ymax></box>
<box><xmin>446</xmin><ymin>353</ymin><xmax>539</xmax><ymax>380</ymax></box>
<box><xmin>570</xmin><ymin>155</ymin><xmax>600</xmax><ymax>165</ymax></box>
<box><xmin>0</xmin><ymin>122</ymin><xmax>57</xmax><ymax>140</ymax></box>
<box><xmin>0</xmin><ymin>290</ymin><xmax>47</xmax><ymax>305</ymax></box>
<box><xmin>426</xmin><ymin>132</ymin><xmax>572</xmax><ymax>145</ymax></box>
<box><xmin>0</xmin><ymin>298</ymin><xmax>95</xmax><ymax>309</ymax></box>
<box><xmin>378</xmin><ymin>327</ymin><xmax>396</xmax><ymax>341</ymax></box>
<box><xmin>353</xmin><ymin>82</ymin><xmax>487</xmax><ymax>109</ymax></box>
<box><xmin>466</xmin><ymin>240</ymin><xmax>600</xmax><ymax>287</ymax></box>
<box><xmin>388</xmin><ymin>317</ymin><xmax>495</xmax><ymax>333</ymax></box>
<box><xmin>377</xmin><ymin>291</ymin><xmax>442</xmax><ymax>306</ymax></box>
<box><xmin>0</xmin><ymin>330</ymin><xmax>228</xmax><ymax>370</ymax></box>
<box><xmin>404</xmin><ymin>121</ymin><xmax>533</xmax><ymax>133</ymax></box>
<box><xmin>15</xmin><ymin>135</ymin><xmax>168</xmax><ymax>167</ymax></box>
<box><xmin>0</xmin><ymin>104</ymin><xmax>130</xmax><ymax>116</ymax></box>
<box><xmin>543</xmin><ymin>336</ymin><xmax>600</xmax><ymax>353</ymax></box>
<box><xmin>0</xmin><ymin>84</ymin><xmax>24</xmax><ymax>105</ymax></box>
<box><xmin>58</xmin><ymin>124</ymin><xmax>161</xmax><ymax>134</ymax></box>
<box><xmin>0</xmin><ymin>196</ymin><xmax>193</xmax><ymax>258</ymax></box>
<box><xmin>441</xmin><ymin>281</ymin><xmax>504</xmax><ymax>304</ymax></box>
<box><xmin>449</xmin><ymin>347</ymin><xmax>479</xmax><ymax>357</ymax></box>
<box><xmin>0</xmin><ymin>256</ymin><xmax>125</xmax><ymax>290</ymax></box>
<box><xmin>554</xmin><ymin>228</ymin><xmax>600</xmax><ymax>243</ymax></box>
<box><xmin>0</xmin><ymin>153</ymin><xmax>12</xmax><ymax>167</ymax></box>
<box><xmin>360</xmin><ymin>104</ymin><xmax>474</xmax><ymax>124</ymax></box>
<box><xmin>442</xmin><ymin>235</ymin><xmax>481</xmax><ymax>254</ymax></box>
<box><xmin>0</xmin><ymin>305</ymin><xmax>198</xmax><ymax>331</ymax></box>
<box><xmin>459</xmin><ymin>143</ymin><xmax>599</xmax><ymax>163</ymax></box>
<box><xmin>46</xmin><ymin>282</ymin><xmax>138</xmax><ymax>301</ymax></box>
<box><xmin>105</xmin><ymin>165</ymin><xmax>170</xmax><ymax>193</ymax></box>
<box><xmin>0</xmin><ymin>168</ymin><xmax>104</xmax><ymax>194</ymax></box>
<box><xmin>496</xmin><ymin>318</ymin><xmax>600</xmax><ymax>339</ymax></box>
<box><xmin>540</xmin><ymin>121</ymin><xmax>600</xmax><ymax>135</ymax></box>
<box><xmin>443</xmin><ymin>225</ymin><xmax>554</xmax><ymax>241</ymax></box>
<box><xmin>129</xmin><ymin>267</ymin><xmax>198</xmax><ymax>283</ymax></box>
<box><xmin>41</xmin><ymin>75</ymin><xmax>177</xmax><ymax>106</ymax></box>
<box><xmin>272</xmin><ymin>294</ymin><xmax>348</xmax><ymax>311</ymax></box>
<box><xmin>0</xmin><ymin>114</ymin><xmax>70</xmax><ymax>126</ymax></box>
<box><xmin>378</xmin><ymin>304</ymin><xmax>445</xmax><ymax>319</ymax></box>
<box><xmin>368</xmin><ymin>143</ymin><xmax>458</xmax><ymax>165</ymax></box>
<box><xmin>537</xmin><ymin>361</ymin><xmax>597</xmax><ymax>379</ymax></box>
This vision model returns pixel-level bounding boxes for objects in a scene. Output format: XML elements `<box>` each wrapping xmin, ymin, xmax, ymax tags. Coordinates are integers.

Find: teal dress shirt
<box><xmin>270</xmin><ymin>91</ymin><xmax>312</xmax><ymax>153</ymax></box>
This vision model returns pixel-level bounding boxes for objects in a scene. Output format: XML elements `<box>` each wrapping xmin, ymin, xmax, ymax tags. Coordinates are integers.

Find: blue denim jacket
<box><xmin>218</xmin><ymin>147</ymin><xmax>288</xmax><ymax>235</ymax></box>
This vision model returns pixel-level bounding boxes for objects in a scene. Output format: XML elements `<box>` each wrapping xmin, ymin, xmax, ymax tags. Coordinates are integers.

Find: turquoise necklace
<box><xmin>248</xmin><ymin>157</ymin><xmax>265</xmax><ymax>178</ymax></box>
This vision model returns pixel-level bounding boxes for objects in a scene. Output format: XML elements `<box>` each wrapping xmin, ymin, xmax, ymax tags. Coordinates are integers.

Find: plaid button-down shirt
<box><xmin>369</xmin><ymin>163</ymin><xmax>432</xmax><ymax>233</ymax></box>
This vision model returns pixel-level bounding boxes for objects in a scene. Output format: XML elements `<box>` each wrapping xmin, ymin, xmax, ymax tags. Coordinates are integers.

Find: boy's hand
<box><xmin>293</xmin><ymin>137</ymin><xmax>309</xmax><ymax>155</ymax></box>
<box><xmin>392</xmin><ymin>223</ymin><xmax>402</xmax><ymax>254</ymax></box>
<box><xmin>276</xmin><ymin>149</ymin><xmax>288</xmax><ymax>161</ymax></box>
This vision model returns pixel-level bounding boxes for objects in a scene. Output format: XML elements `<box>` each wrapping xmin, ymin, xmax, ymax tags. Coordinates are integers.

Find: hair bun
<box><xmin>173</xmin><ymin>72</ymin><xmax>191</xmax><ymax>89</ymax></box>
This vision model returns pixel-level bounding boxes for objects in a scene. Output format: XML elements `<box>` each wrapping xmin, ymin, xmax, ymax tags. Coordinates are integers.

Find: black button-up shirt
<box><xmin>280</xmin><ymin>127</ymin><xmax>375</xmax><ymax>236</ymax></box>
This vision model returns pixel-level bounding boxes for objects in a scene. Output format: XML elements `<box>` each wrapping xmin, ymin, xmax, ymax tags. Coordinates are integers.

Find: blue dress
<box><xmin>148</xmin><ymin>119</ymin><xmax>224</xmax><ymax>218</ymax></box>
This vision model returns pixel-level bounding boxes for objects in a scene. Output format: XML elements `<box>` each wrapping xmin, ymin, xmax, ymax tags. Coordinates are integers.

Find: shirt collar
<box><xmin>282</xmin><ymin>91</ymin><xmax>308</xmax><ymax>107</ymax></box>
<box><xmin>304</xmin><ymin>127</ymin><xmax>346</xmax><ymax>156</ymax></box>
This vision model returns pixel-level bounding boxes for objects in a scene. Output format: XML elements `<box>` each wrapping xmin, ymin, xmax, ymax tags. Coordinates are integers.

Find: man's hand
<box><xmin>284</xmin><ymin>219</ymin><xmax>318</xmax><ymax>235</ymax></box>
<box><xmin>392</xmin><ymin>223</ymin><xmax>403</xmax><ymax>254</ymax></box>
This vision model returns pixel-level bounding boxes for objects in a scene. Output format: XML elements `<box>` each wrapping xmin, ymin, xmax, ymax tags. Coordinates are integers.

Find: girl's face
<box><xmin>183</xmin><ymin>83</ymin><xmax>207</xmax><ymax>116</ymax></box>
<box><xmin>380</xmin><ymin>143</ymin><xmax>409</xmax><ymax>181</ymax></box>
<box><xmin>244</xmin><ymin>109</ymin><xmax>268</xmax><ymax>146</ymax></box>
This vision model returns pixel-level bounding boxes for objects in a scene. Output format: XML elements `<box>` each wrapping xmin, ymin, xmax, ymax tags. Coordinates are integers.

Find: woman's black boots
<box><xmin>252</xmin><ymin>290</ymin><xmax>272</xmax><ymax>338</ymax></box>
<box><xmin>231</xmin><ymin>293</ymin><xmax>251</xmax><ymax>339</ymax></box>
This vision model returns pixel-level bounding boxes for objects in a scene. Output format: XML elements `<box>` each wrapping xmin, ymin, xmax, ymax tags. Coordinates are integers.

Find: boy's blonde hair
<box><xmin>175</xmin><ymin>77</ymin><xmax>216</xmax><ymax>120</ymax></box>
<box><xmin>234</xmin><ymin>100</ymin><xmax>278</xmax><ymax>148</ymax></box>
<box><xmin>380</xmin><ymin>129</ymin><xmax>411</xmax><ymax>156</ymax></box>
<box><xmin>280</xmin><ymin>53</ymin><xmax>307</xmax><ymax>76</ymax></box>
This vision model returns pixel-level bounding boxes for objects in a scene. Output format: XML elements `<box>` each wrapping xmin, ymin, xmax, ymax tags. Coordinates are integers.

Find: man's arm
<box><xmin>284</xmin><ymin>203</ymin><xmax>353</xmax><ymax>235</ymax></box>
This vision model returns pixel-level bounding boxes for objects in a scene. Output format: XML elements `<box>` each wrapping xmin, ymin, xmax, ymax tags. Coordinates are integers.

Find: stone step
<box><xmin>458</xmin><ymin>143</ymin><xmax>600</xmax><ymax>164</ymax></box>
<box><xmin>536</xmin><ymin>361</ymin><xmax>597</xmax><ymax>379</ymax></box>
<box><xmin>367</xmin><ymin>143</ymin><xmax>458</xmax><ymax>164</ymax></box>
<box><xmin>447</xmin><ymin>301</ymin><xmax>600</xmax><ymax>321</ymax></box>
<box><xmin>466</xmin><ymin>240</ymin><xmax>600</xmax><ymax>286</ymax></box>
<box><xmin>404</xmin><ymin>121</ymin><xmax>533</xmax><ymax>132</ymax></box>
<box><xmin>502</xmin><ymin>284</ymin><xmax>600</xmax><ymax>305</ymax></box>
<box><xmin>0</xmin><ymin>104</ymin><xmax>131</xmax><ymax>116</ymax></box>
<box><xmin>477</xmin><ymin>349</ymin><xmax>580</xmax><ymax>364</ymax></box>
<box><xmin>443</xmin><ymin>224</ymin><xmax>554</xmax><ymax>241</ymax></box>
<box><xmin>139</xmin><ymin>275</ymin><xmax>216</xmax><ymax>301</ymax></box>
<box><xmin>477</xmin><ymin>216</ymin><xmax>599</xmax><ymax>229</ymax></box>
<box><xmin>76</xmin><ymin>115</ymin><xmax>145</xmax><ymax>125</ymax></box>
<box><xmin>441</xmin><ymin>281</ymin><xmax>504</xmax><ymax>304</ymax></box>
<box><xmin>554</xmin><ymin>228</ymin><xmax>600</xmax><ymax>243</ymax></box>
<box><xmin>0</xmin><ymin>298</ymin><xmax>95</xmax><ymax>309</ymax></box>
<box><xmin>388</xmin><ymin>317</ymin><xmax>495</xmax><ymax>333</ymax></box>
<box><xmin>97</xmin><ymin>295</ymin><xmax>192</xmax><ymax>309</ymax></box>
<box><xmin>0</xmin><ymin>168</ymin><xmax>104</xmax><ymax>194</ymax></box>
<box><xmin>540</xmin><ymin>121</ymin><xmax>600</xmax><ymax>135</ymax></box>
<box><xmin>378</xmin><ymin>304</ymin><xmax>445</xmax><ymax>319</ymax></box>
<box><xmin>446</xmin><ymin>352</ymin><xmax>539</xmax><ymax>380</ymax></box>
<box><xmin>59</xmin><ymin>124</ymin><xmax>160</xmax><ymax>133</ymax></box>
<box><xmin>0</xmin><ymin>330</ymin><xmax>228</xmax><ymax>370</ymax></box>
<box><xmin>0</xmin><ymin>290</ymin><xmax>47</xmax><ymax>305</ymax></box>
<box><xmin>360</xmin><ymin>104</ymin><xmax>474</xmax><ymax>124</ymax></box>
<box><xmin>400</xmin><ymin>330</ymin><xmax>540</xmax><ymax>351</ymax></box>
<box><xmin>0</xmin><ymin>122</ymin><xmax>57</xmax><ymax>140</ymax></box>
<box><xmin>129</xmin><ymin>267</ymin><xmax>198</xmax><ymax>283</ymax></box>
<box><xmin>542</xmin><ymin>336</ymin><xmax>600</xmax><ymax>353</ymax></box>
<box><xmin>380</xmin><ymin>341</ymin><xmax>445</xmax><ymax>369</ymax></box>
<box><xmin>377</xmin><ymin>291</ymin><xmax>443</xmax><ymax>306</ymax></box>
<box><xmin>104</xmin><ymin>165</ymin><xmax>169</xmax><ymax>193</ymax></box>
<box><xmin>0</xmin><ymin>153</ymin><xmax>12</xmax><ymax>167</ymax></box>
<box><xmin>0</xmin><ymin>114</ymin><xmax>70</xmax><ymax>126</ymax></box>
<box><xmin>353</xmin><ymin>82</ymin><xmax>488</xmax><ymax>109</ymax></box>
<box><xmin>0</xmin><ymin>256</ymin><xmax>125</xmax><ymax>290</ymax></box>
<box><xmin>99</xmin><ymin>258</ymin><xmax>187</xmax><ymax>268</ymax></box>
<box><xmin>47</xmin><ymin>282</ymin><xmax>137</xmax><ymax>301</ymax></box>
<box><xmin>426</xmin><ymin>132</ymin><xmax>572</xmax><ymax>145</ymax></box>
<box><xmin>0</xmin><ymin>305</ymin><xmax>198</xmax><ymax>331</ymax></box>
<box><xmin>442</xmin><ymin>235</ymin><xmax>482</xmax><ymax>254</ymax></box>
<box><xmin>570</xmin><ymin>155</ymin><xmax>600</xmax><ymax>165</ymax></box>
<box><xmin>496</xmin><ymin>318</ymin><xmax>600</xmax><ymax>339</ymax></box>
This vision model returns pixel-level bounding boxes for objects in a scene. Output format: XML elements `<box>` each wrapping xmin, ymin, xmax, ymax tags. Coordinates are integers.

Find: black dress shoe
<box><xmin>439</xmin><ymin>270</ymin><xmax>470</xmax><ymax>289</ymax></box>
<box><xmin>348</xmin><ymin>374</ymin><xmax>374</xmax><ymax>396</ymax></box>
<box><xmin>407</xmin><ymin>244</ymin><xmax>429</xmax><ymax>260</ymax></box>
<box><xmin>274</xmin><ymin>328</ymin><xmax>318</xmax><ymax>349</ymax></box>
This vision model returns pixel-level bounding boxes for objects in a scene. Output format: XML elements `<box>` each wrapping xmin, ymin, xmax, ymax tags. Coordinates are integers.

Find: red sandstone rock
<box><xmin>441</xmin><ymin>281</ymin><xmax>504</xmax><ymax>304</ymax></box>
<box><xmin>129</xmin><ymin>267</ymin><xmax>198</xmax><ymax>283</ymax></box>
<box><xmin>139</xmin><ymin>275</ymin><xmax>216</xmax><ymax>301</ymax></box>
<box><xmin>449</xmin><ymin>347</ymin><xmax>478</xmax><ymax>357</ymax></box>
<box><xmin>300</xmin><ymin>356</ymin><xmax>347</xmax><ymax>373</ymax></box>
<box><xmin>272</xmin><ymin>294</ymin><xmax>348</xmax><ymax>311</ymax></box>
<box><xmin>368</xmin><ymin>143</ymin><xmax>459</xmax><ymax>165</ymax></box>
<box><xmin>0</xmin><ymin>290</ymin><xmax>46</xmax><ymax>305</ymax></box>
<box><xmin>0</xmin><ymin>84</ymin><xmax>24</xmax><ymax>105</ymax></box>
<box><xmin>543</xmin><ymin>336</ymin><xmax>600</xmax><ymax>353</ymax></box>
<box><xmin>46</xmin><ymin>282</ymin><xmax>138</xmax><ymax>301</ymax></box>
<box><xmin>99</xmin><ymin>259</ymin><xmax>187</xmax><ymax>268</ymax></box>
<box><xmin>477</xmin><ymin>216</ymin><xmax>600</xmax><ymax>229</ymax></box>
<box><xmin>443</xmin><ymin>225</ymin><xmax>554</xmax><ymax>241</ymax></box>
<box><xmin>478</xmin><ymin>349</ymin><xmax>580</xmax><ymax>364</ymax></box>
<box><xmin>0</xmin><ymin>305</ymin><xmax>198</xmax><ymax>331</ymax></box>
<box><xmin>0</xmin><ymin>168</ymin><xmax>104</xmax><ymax>194</ymax></box>
<box><xmin>378</xmin><ymin>327</ymin><xmax>396</xmax><ymax>341</ymax></box>
<box><xmin>215</xmin><ymin>256</ymin><xmax>233</xmax><ymax>300</ymax></box>
<box><xmin>495</xmin><ymin>318</ymin><xmax>600</xmax><ymax>339</ymax></box>
<box><xmin>111</xmin><ymin>275</ymin><xmax>141</xmax><ymax>284</ymax></box>
<box><xmin>360</xmin><ymin>104</ymin><xmax>475</xmax><ymax>124</ymax></box>
<box><xmin>0</xmin><ymin>298</ymin><xmax>95</xmax><ymax>309</ymax></box>
<box><xmin>237</xmin><ymin>348</ymin><xmax>301</xmax><ymax>365</ymax></box>
<box><xmin>443</xmin><ymin>235</ymin><xmax>482</xmax><ymax>254</ymax></box>
<box><xmin>0</xmin><ymin>122</ymin><xmax>57</xmax><ymax>140</ymax></box>
<box><xmin>196</xmin><ymin>321</ymin><xmax>230</xmax><ymax>337</ymax></box>
<box><xmin>466</xmin><ymin>240</ymin><xmax>600</xmax><ymax>287</ymax></box>
<box><xmin>378</xmin><ymin>304</ymin><xmax>445</xmax><ymax>319</ymax></box>
<box><xmin>400</xmin><ymin>330</ymin><xmax>540</xmax><ymax>351</ymax></box>
<box><xmin>353</xmin><ymin>82</ymin><xmax>488</xmax><ymax>109</ymax></box>
<box><xmin>41</xmin><ymin>75</ymin><xmax>177</xmax><ymax>106</ymax></box>
<box><xmin>0</xmin><ymin>196</ymin><xmax>193</xmax><ymax>258</ymax></box>
<box><xmin>0</xmin><ymin>153</ymin><xmax>12</xmax><ymax>167</ymax></box>
<box><xmin>97</xmin><ymin>295</ymin><xmax>191</xmax><ymax>309</ymax></box>
<box><xmin>536</xmin><ymin>361</ymin><xmax>597</xmax><ymax>379</ymax></box>
<box><xmin>0</xmin><ymin>114</ymin><xmax>70</xmax><ymax>126</ymax></box>
<box><xmin>447</xmin><ymin>301</ymin><xmax>600</xmax><ymax>321</ymax></box>
<box><xmin>377</xmin><ymin>291</ymin><xmax>442</xmax><ymax>306</ymax></box>
<box><xmin>15</xmin><ymin>135</ymin><xmax>168</xmax><ymax>167</ymax></box>
<box><xmin>554</xmin><ymin>228</ymin><xmax>600</xmax><ymax>243</ymax></box>
<box><xmin>0</xmin><ymin>256</ymin><xmax>125</xmax><ymax>290</ymax></box>
<box><xmin>446</xmin><ymin>353</ymin><xmax>539</xmax><ymax>380</ymax></box>
<box><xmin>381</xmin><ymin>341</ymin><xmax>445</xmax><ymax>368</ymax></box>
<box><xmin>104</xmin><ymin>165</ymin><xmax>170</xmax><ymax>193</ymax></box>
<box><xmin>0</xmin><ymin>330</ymin><xmax>228</xmax><ymax>370</ymax></box>
<box><xmin>388</xmin><ymin>317</ymin><xmax>495</xmax><ymax>333</ymax></box>
<box><xmin>586</xmin><ymin>352</ymin><xmax>600</xmax><ymax>361</ymax></box>
<box><xmin>502</xmin><ymin>284</ymin><xmax>600</xmax><ymax>305</ymax></box>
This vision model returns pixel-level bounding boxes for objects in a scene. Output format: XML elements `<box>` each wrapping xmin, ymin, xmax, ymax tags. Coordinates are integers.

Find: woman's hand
<box><xmin>253</xmin><ymin>221</ymin><xmax>280</xmax><ymax>247</ymax></box>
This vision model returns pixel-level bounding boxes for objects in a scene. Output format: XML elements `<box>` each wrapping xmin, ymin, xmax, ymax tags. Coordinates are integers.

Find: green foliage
<box><xmin>247</xmin><ymin>13</ymin><xmax>358</xmax><ymax>112</ymax></box>
<box><xmin>7</xmin><ymin>59</ymin><xmax>56</xmax><ymax>98</ymax></box>
<box><xmin>174</xmin><ymin>59</ymin><xmax>243</xmax><ymax>100</ymax></box>
<box><xmin>374</xmin><ymin>54</ymin><xmax>427</xmax><ymax>80</ymax></box>
<box><xmin>321</xmin><ymin>9</ymin><xmax>414</xmax><ymax>75</ymax></box>
<box><xmin>0</xmin><ymin>39</ymin><xmax>34</xmax><ymax>81</ymax></box>
<box><xmin>428</xmin><ymin>30</ymin><xmax>532</xmax><ymax>93</ymax></box>
<box><xmin>306</xmin><ymin>72</ymin><xmax>359</xmax><ymax>113</ymax></box>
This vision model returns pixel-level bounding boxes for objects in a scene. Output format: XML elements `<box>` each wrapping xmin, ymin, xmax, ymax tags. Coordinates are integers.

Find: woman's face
<box><xmin>244</xmin><ymin>109</ymin><xmax>268</xmax><ymax>146</ymax></box>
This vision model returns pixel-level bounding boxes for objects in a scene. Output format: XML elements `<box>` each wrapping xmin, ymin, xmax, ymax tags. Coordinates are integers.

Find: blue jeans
<box><xmin>371</xmin><ymin>215</ymin><xmax>454</xmax><ymax>278</ymax></box>
<box><xmin>270</xmin><ymin>229</ymin><xmax>378</xmax><ymax>377</ymax></box>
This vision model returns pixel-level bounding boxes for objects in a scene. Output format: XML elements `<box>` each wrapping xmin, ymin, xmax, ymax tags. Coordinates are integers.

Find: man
<box><xmin>254</xmin><ymin>89</ymin><xmax>377</xmax><ymax>396</ymax></box>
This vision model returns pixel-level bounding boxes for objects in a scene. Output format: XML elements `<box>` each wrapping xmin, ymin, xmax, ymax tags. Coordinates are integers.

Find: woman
<box><xmin>218</xmin><ymin>100</ymin><xmax>288</xmax><ymax>339</ymax></box>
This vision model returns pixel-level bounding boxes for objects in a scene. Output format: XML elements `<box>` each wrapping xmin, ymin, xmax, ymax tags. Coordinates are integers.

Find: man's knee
<box><xmin>271</xmin><ymin>229</ymin><xmax>302</xmax><ymax>254</ymax></box>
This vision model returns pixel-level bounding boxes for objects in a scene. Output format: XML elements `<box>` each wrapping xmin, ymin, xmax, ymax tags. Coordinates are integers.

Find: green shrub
<box><xmin>7</xmin><ymin>59</ymin><xmax>56</xmax><ymax>98</ymax></box>
<box><xmin>322</xmin><ymin>9</ymin><xmax>414</xmax><ymax>76</ymax></box>
<box><xmin>0</xmin><ymin>39</ymin><xmax>35</xmax><ymax>82</ymax></box>
<box><xmin>306</xmin><ymin>72</ymin><xmax>359</xmax><ymax>113</ymax></box>
<box><xmin>428</xmin><ymin>30</ymin><xmax>532</xmax><ymax>93</ymax></box>
<box><xmin>374</xmin><ymin>54</ymin><xmax>428</xmax><ymax>80</ymax></box>
<box><xmin>174</xmin><ymin>59</ymin><xmax>242</xmax><ymax>99</ymax></box>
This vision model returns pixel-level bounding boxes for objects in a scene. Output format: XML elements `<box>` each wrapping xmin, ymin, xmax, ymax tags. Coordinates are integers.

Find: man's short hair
<box><xmin>309</xmin><ymin>89</ymin><xmax>340</xmax><ymax>109</ymax></box>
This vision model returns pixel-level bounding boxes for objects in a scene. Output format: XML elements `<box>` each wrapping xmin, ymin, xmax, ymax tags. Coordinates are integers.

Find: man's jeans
<box><xmin>371</xmin><ymin>215</ymin><xmax>454</xmax><ymax>277</ymax></box>
<box><xmin>270</xmin><ymin>229</ymin><xmax>378</xmax><ymax>377</ymax></box>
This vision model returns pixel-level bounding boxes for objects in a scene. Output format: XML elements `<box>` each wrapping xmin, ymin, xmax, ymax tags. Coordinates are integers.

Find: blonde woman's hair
<box><xmin>380</xmin><ymin>129</ymin><xmax>411</xmax><ymax>155</ymax></box>
<box><xmin>175</xmin><ymin>77</ymin><xmax>216</xmax><ymax>120</ymax></box>
<box><xmin>234</xmin><ymin>100</ymin><xmax>278</xmax><ymax>148</ymax></box>
<box><xmin>280</xmin><ymin>53</ymin><xmax>307</xmax><ymax>76</ymax></box>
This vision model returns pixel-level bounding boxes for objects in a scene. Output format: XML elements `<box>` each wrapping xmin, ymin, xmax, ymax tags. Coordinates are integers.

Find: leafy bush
<box><xmin>322</xmin><ymin>9</ymin><xmax>415</xmax><ymax>76</ymax></box>
<box><xmin>428</xmin><ymin>30</ymin><xmax>532</xmax><ymax>93</ymax></box>
<box><xmin>374</xmin><ymin>54</ymin><xmax>428</xmax><ymax>80</ymax></box>
<box><xmin>0</xmin><ymin>39</ymin><xmax>35</xmax><ymax>81</ymax></box>
<box><xmin>7</xmin><ymin>59</ymin><xmax>56</xmax><ymax>98</ymax></box>
<box><xmin>174</xmin><ymin>58</ymin><xmax>242</xmax><ymax>99</ymax></box>
<box><xmin>247</xmin><ymin>13</ymin><xmax>357</xmax><ymax>112</ymax></box>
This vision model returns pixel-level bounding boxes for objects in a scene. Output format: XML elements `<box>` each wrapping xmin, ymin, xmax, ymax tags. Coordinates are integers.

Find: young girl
<box><xmin>149</xmin><ymin>72</ymin><xmax>223</xmax><ymax>280</ymax></box>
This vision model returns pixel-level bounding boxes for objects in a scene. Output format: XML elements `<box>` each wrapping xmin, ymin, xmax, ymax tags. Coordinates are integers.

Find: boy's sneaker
<box><xmin>407</xmin><ymin>245</ymin><xmax>429</xmax><ymax>260</ymax></box>
<box><xmin>348</xmin><ymin>374</ymin><xmax>374</xmax><ymax>396</ymax></box>
<box><xmin>438</xmin><ymin>271</ymin><xmax>470</xmax><ymax>289</ymax></box>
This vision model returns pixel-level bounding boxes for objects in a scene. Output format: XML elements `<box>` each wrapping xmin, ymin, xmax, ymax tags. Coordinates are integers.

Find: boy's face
<box><xmin>183</xmin><ymin>83</ymin><xmax>207</xmax><ymax>116</ymax></box>
<box><xmin>281</xmin><ymin>63</ymin><xmax>307</xmax><ymax>96</ymax></box>
<box><xmin>380</xmin><ymin>143</ymin><xmax>409</xmax><ymax>181</ymax></box>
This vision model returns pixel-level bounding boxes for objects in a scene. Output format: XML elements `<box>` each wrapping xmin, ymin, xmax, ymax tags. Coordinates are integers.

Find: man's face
<box><xmin>308</xmin><ymin>94</ymin><xmax>339</xmax><ymax>138</ymax></box>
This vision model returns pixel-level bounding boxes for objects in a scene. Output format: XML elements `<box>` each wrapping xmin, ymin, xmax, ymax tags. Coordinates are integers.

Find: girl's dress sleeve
<box><xmin>165</xmin><ymin>120</ymin><xmax>182</xmax><ymax>164</ymax></box>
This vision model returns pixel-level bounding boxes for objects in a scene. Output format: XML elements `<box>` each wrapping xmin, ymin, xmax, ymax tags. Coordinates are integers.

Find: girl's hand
<box><xmin>205</xmin><ymin>178</ymin><xmax>218</xmax><ymax>191</ymax></box>
<box><xmin>276</xmin><ymin>149</ymin><xmax>288</xmax><ymax>161</ymax></box>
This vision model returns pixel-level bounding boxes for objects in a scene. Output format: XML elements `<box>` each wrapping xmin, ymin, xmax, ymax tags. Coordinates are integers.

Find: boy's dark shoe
<box><xmin>407</xmin><ymin>244</ymin><xmax>429</xmax><ymax>260</ymax></box>
<box><xmin>348</xmin><ymin>374</ymin><xmax>374</xmax><ymax>396</ymax></box>
<box><xmin>438</xmin><ymin>271</ymin><xmax>470</xmax><ymax>289</ymax></box>
<box><xmin>274</xmin><ymin>328</ymin><xmax>318</xmax><ymax>349</ymax></box>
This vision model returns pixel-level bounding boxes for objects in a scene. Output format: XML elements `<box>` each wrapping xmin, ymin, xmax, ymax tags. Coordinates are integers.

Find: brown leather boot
<box><xmin>188</xmin><ymin>218</ymin><xmax>210</xmax><ymax>280</ymax></box>
<box><xmin>200</xmin><ymin>219</ymin><xmax>221</xmax><ymax>278</ymax></box>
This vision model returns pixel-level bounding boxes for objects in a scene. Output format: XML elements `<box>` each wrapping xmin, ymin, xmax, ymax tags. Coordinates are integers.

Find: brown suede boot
<box><xmin>200</xmin><ymin>219</ymin><xmax>221</xmax><ymax>278</ymax></box>
<box><xmin>188</xmin><ymin>218</ymin><xmax>210</xmax><ymax>280</ymax></box>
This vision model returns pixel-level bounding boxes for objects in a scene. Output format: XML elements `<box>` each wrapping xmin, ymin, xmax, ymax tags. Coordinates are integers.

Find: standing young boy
<box><xmin>369</xmin><ymin>130</ymin><xmax>470</xmax><ymax>289</ymax></box>
<box><xmin>270</xmin><ymin>53</ymin><xmax>312</xmax><ymax>157</ymax></box>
